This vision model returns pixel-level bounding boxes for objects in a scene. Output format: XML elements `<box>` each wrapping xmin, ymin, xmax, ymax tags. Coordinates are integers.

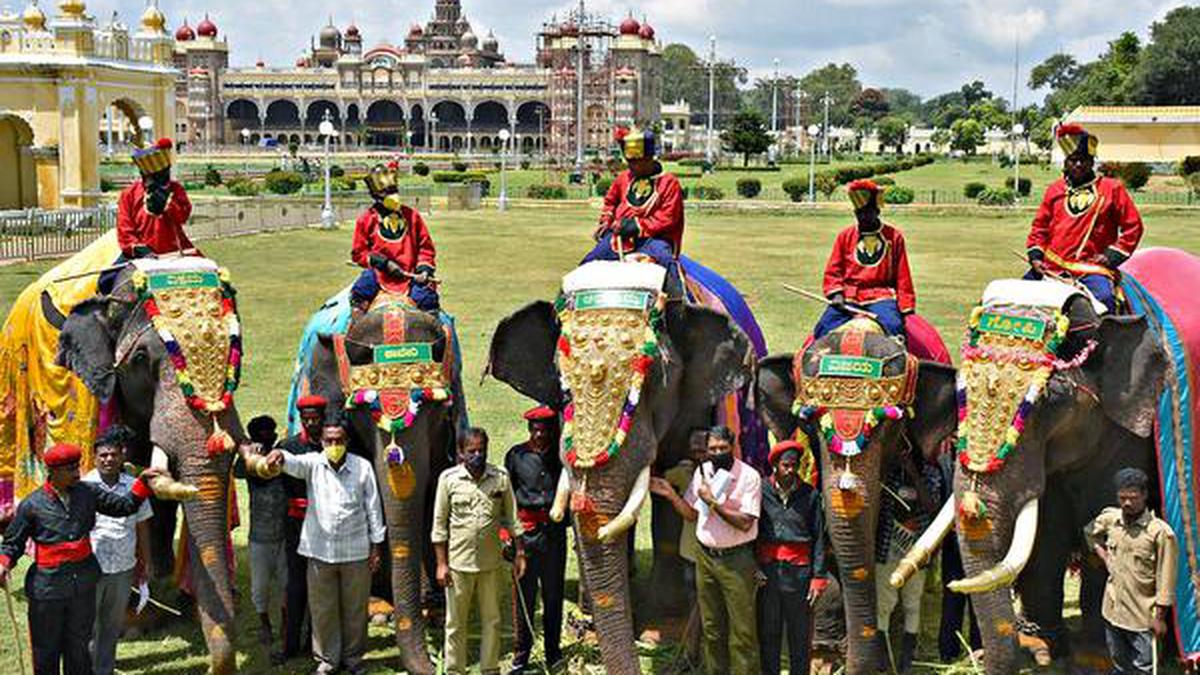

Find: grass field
<box><xmin>1</xmin><ymin>204</ymin><xmax>1197</xmax><ymax>673</ymax></box>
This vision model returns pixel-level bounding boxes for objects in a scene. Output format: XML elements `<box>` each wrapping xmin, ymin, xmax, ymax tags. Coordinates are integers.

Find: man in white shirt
<box><xmin>265</xmin><ymin>418</ymin><xmax>385</xmax><ymax>675</ymax></box>
<box><xmin>84</xmin><ymin>425</ymin><xmax>154</xmax><ymax>675</ymax></box>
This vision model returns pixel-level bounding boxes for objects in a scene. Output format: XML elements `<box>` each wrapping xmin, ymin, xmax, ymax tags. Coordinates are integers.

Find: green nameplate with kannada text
<box><xmin>818</xmin><ymin>355</ymin><xmax>884</xmax><ymax>379</ymax></box>
<box><xmin>147</xmin><ymin>270</ymin><xmax>220</xmax><ymax>291</ymax></box>
<box><xmin>374</xmin><ymin>343</ymin><xmax>434</xmax><ymax>364</ymax></box>
<box><xmin>977</xmin><ymin>312</ymin><xmax>1047</xmax><ymax>341</ymax></box>
<box><xmin>574</xmin><ymin>289</ymin><xmax>652</xmax><ymax>312</ymax></box>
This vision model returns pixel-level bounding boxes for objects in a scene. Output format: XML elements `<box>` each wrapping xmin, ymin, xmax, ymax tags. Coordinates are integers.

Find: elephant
<box><xmin>53</xmin><ymin>264</ymin><xmax>251</xmax><ymax>675</ymax></box>
<box><xmin>486</xmin><ymin>286</ymin><xmax>755</xmax><ymax>673</ymax></box>
<box><xmin>302</xmin><ymin>302</ymin><xmax>458</xmax><ymax>675</ymax></box>
<box><xmin>755</xmin><ymin>327</ymin><xmax>959</xmax><ymax>675</ymax></box>
<box><xmin>891</xmin><ymin>290</ymin><xmax>1167</xmax><ymax>674</ymax></box>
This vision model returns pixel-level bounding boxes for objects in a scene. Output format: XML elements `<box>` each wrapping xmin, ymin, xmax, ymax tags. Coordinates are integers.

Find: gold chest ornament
<box><xmin>1065</xmin><ymin>182</ymin><xmax>1098</xmax><ymax>217</ymax></box>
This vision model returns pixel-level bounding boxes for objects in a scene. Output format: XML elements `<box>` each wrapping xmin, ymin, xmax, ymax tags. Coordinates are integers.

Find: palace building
<box><xmin>173</xmin><ymin>0</ymin><xmax>664</xmax><ymax>158</ymax></box>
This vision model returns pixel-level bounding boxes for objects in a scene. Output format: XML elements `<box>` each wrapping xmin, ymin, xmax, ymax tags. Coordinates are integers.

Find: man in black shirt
<box><xmin>756</xmin><ymin>439</ymin><xmax>827</xmax><ymax>675</ymax></box>
<box><xmin>273</xmin><ymin>395</ymin><xmax>327</xmax><ymax>665</ymax></box>
<box><xmin>0</xmin><ymin>443</ymin><xmax>168</xmax><ymax>674</ymax></box>
<box><xmin>504</xmin><ymin>406</ymin><xmax>566</xmax><ymax>673</ymax></box>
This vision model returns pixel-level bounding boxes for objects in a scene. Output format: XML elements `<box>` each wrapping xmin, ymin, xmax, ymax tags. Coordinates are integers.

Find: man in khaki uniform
<box><xmin>433</xmin><ymin>427</ymin><xmax>526</xmax><ymax>675</ymax></box>
<box><xmin>1085</xmin><ymin>468</ymin><xmax>1178</xmax><ymax>675</ymax></box>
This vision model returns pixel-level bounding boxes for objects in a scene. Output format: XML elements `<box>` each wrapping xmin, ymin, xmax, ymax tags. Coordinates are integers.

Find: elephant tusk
<box><xmin>147</xmin><ymin>446</ymin><xmax>200</xmax><ymax>502</ymax></box>
<box><xmin>949</xmin><ymin>497</ymin><xmax>1040</xmax><ymax>594</ymax></box>
<box><xmin>890</xmin><ymin>495</ymin><xmax>957</xmax><ymax>589</ymax></box>
<box><xmin>597</xmin><ymin>466</ymin><xmax>651</xmax><ymax>544</ymax></box>
<box><xmin>550</xmin><ymin>466</ymin><xmax>572</xmax><ymax>523</ymax></box>
<box><xmin>242</xmin><ymin>452</ymin><xmax>280</xmax><ymax>480</ymax></box>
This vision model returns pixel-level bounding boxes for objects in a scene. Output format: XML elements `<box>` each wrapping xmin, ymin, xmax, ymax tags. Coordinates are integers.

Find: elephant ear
<box><xmin>669</xmin><ymin>305</ymin><xmax>753</xmax><ymax>407</ymax></box>
<box><xmin>907</xmin><ymin>361</ymin><xmax>958</xmax><ymax>461</ymax></box>
<box><xmin>1092</xmin><ymin>314</ymin><xmax>1167</xmax><ymax>438</ymax></box>
<box><xmin>486</xmin><ymin>301</ymin><xmax>562</xmax><ymax>408</ymax></box>
<box><xmin>754</xmin><ymin>354</ymin><xmax>798</xmax><ymax>442</ymax></box>
<box><xmin>56</xmin><ymin>297</ymin><xmax>118</xmax><ymax>400</ymax></box>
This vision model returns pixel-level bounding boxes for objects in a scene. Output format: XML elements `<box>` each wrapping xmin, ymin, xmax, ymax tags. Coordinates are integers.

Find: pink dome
<box><xmin>638</xmin><ymin>22</ymin><xmax>655</xmax><ymax>40</ymax></box>
<box><xmin>345</xmin><ymin>24</ymin><xmax>360</xmax><ymax>38</ymax></box>
<box><xmin>174</xmin><ymin>21</ymin><xmax>195</xmax><ymax>41</ymax></box>
<box><xmin>619</xmin><ymin>15</ymin><xmax>639</xmax><ymax>35</ymax></box>
<box><xmin>196</xmin><ymin>14</ymin><xmax>217</xmax><ymax>38</ymax></box>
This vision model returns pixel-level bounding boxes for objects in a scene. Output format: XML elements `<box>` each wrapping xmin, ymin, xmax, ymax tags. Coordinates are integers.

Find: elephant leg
<box><xmin>648</xmin><ymin>494</ymin><xmax>689</xmax><ymax>616</ymax></box>
<box><xmin>1016</xmin><ymin>488</ymin><xmax>1071</xmax><ymax>658</ymax></box>
<box><xmin>146</xmin><ymin>497</ymin><xmax>177</xmax><ymax>580</ymax></box>
<box><xmin>176</xmin><ymin>460</ymin><xmax>236</xmax><ymax>675</ymax></box>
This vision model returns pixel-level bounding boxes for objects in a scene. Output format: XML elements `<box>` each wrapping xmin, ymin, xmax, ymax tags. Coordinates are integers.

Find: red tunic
<box><xmin>350</xmin><ymin>205</ymin><xmax>436</xmax><ymax>294</ymax></box>
<box><xmin>822</xmin><ymin>223</ymin><xmax>916</xmax><ymax>313</ymax></box>
<box><xmin>597</xmin><ymin>170</ymin><xmax>685</xmax><ymax>255</ymax></box>
<box><xmin>1026</xmin><ymin>176</ymin><xmax>1144</xmax><ymax>277</ymax></box>
<box><xmin>116</xmin><ymin>180</ymin><xmax>194</xmax><ymax>257</ymax></box>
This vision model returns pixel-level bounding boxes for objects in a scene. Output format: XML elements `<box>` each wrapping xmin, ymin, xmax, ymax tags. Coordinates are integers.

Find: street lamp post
<box><xmin>821</xmin><ymin>92</ymin><xmax>833</xmax><ymax>161</ymax></box>
<box><xmin>705</xmin><ymin>35</ymin><xmax>716</xmax><ymax>170</ymax></box>
<box><xmin>770</xmin><ymin>58</ymin><xmax>779</xmax><ymax>163</ymax></box>
<box><xmin>240</xmin><ymin>128</ymin><xmax>251</xmax><ymax>176</ymax></box>
<box><xmin>1012</xmin><ymin>122</ymin><xmax>1025</xmax><ymax>200</ymax></box>
<box><xmin>430</xmin><ymin>113</ymin><xmax>439</xmax><ymax>153</ymax></box>
<box><xmin>498</xmin><ymin>128</ymin><xmax>511</xmax><ymax>212</ymax></box>
<box><xmin>407</xmin><ymin>130</ymin><xmax>415</xmax><ymax>157</ymax></box>
<box><xmin>807</xmin><ymin>123</ymin><xmax>820</xmax><ymax>203</ymax></box>
<box><xmin>137</xmin><ymin>115</ymin><xmax>154</xmax><ymax>147</ymax></box>
<box><xmin>319</xmin><ymin>110</ymin><xmax>335</xmax><ymax>229</ymax></box>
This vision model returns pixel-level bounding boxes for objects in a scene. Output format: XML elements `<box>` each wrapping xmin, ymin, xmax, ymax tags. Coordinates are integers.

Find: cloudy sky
<box><xmin>103</xmin><ymin>0</ymin><xmax>1185</xmax><ymax>102</ymax></box>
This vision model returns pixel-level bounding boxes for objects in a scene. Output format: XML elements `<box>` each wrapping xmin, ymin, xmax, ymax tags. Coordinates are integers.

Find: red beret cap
<box><xmin>769</xmin><ymin>439</ymin><xmax>808</xmax><ymax>466</ymax></box>
<box><xmin>296</xmin><ymin>395</ymin><xmax>328</xmax><ymax>411</ymax></box>
<box><xmin>523</xmin><ymin>406</ymin><xmax>556</xmax><ymax>421</ymax></box>
<box><xmin>44</xmin><ymin>443</ymin><xmax>83</xmax><ymax>468</ymax></box>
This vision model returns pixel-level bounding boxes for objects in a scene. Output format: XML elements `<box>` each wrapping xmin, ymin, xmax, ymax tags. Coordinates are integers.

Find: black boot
<box><xmin>898</xmin><ymin>632</ymin><xmax>918</xmax><ymax>673</ymax></box>
<box><xmin>874</xmin><ymin>632</ymin><xmax>891</xmax><ymax>672</ymax></box>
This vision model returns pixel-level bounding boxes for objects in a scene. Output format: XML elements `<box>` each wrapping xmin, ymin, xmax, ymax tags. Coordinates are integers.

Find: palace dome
<box><xmin>460</xmin><ymin>29</ymin><xmax>477</xmax><ymax>49</ymax></box>
<box><xmin>345</xmin><ymin>24</ymin><xmax>359</xmax><ymax>38</ymax></box>
<box><xmin>22</xmin><ymin>0</ymin><xmax>46</xmax><ymax>30</ymax></box>
<box><xmin>619</xmin><ymin>15</ymin><xmax>639</xmax><ymax>36</ymax></box>
<box><xmin>196</xmin><ymin>14</ymin><xmax>217</xmax><ymax>38</ymax></box>
<box><xmin>140</xmin><ymin>2</ymin><xmax>166</xmax><ymax>33</ymax></box>
<box><xmin>174</xmin><ymin>20</ymin><xmax>194</xmax><ymax>41</ymax></box>
<box><xmin>482</xmin><ymin>30</ymin><xmax>497</xmax><ymax>52</ymax></box>
<box><xmin>638</xmin><ymin>21</ymin><xmax>655</xmax><ymax>40</ymax></box>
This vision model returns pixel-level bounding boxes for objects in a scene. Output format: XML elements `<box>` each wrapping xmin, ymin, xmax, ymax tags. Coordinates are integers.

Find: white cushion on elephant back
<box><xmin>131</xmin><ymin>255</ymin><xmax>219</xmax><ymax>275</ymax></box>
<box><xmin>562</xmin><ymin>261</ymin><xmax>666</xmax><ymax>294</ymax></box>
<box><xmin>982</xmin><ymin>278</ymin><xmax>1107</xmax><ymax>314</ymax></box>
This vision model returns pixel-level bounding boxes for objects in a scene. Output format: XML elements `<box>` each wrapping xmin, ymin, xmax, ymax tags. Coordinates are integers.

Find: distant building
<box><xmin>1055</xmin><ymin>106</ymin><xmax>1200</xmax><ymax>164</ymax></box>
<box><xmin>660</xmin><ymin>101</ymin><xmax>692</xmax><ymax>153</ymax></box>
<box><xmin>172</xmin><ymin>0</ymin><xmax>663</xmax><ymax>158</ymax></box>
<box><xmin>0</xmin><ymin>0</ymin><xmax>176</xmax><ymax>208</ymax></box>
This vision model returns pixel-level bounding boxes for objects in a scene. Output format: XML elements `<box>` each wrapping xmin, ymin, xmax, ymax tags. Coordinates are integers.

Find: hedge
<box><xmin>977</xmin><ymin>187</ymin><xmax>1016</xmax><ymax>206</ymax></box>
<box><xmin>873</xmin><ymin>176</ymin><xmax>896</xmax><ymax>186</ymax></box>
<box><xmin>451</xmin><ymin>160</ymin><xmax>469</xmax><ymax>172</ymax></box>
<box><xmin>527</xmin><ymin>183</ymin><xmax>569</xmax><ymax>199</ymax></box>
<box><xmin>1178</xmin><ymin>156</ymin><xmax>1200</xmax><ymax>178</ymax></box>
<box><xmin>432</xmin><ymin>171</ymin><xmax>489</xmax><ymax>184</ymax></box>
<box><xmin>691</xmin><ymin>184</ymin><xmax>725</xmax><ymax>201</ymax></box>
<box><xmin>964</xmin><ymin>182</ymin><xmax>987</xmax><ymax>199</ymax></box>
<box><xmin>204</xmin><ymin>165</ymin><xmax>222</xmax><ymax>187</ymax></box>
<box><xmin>1004</xmin><ymin>176</ymin><xmax>1033</xmax><ymax>196</ymax></box>
<box><xmin>264</xmin><ymin>170</ymin><xmax>304</xmax><ymax>195</ymax></box>
<box><xmin>883</xmin><ymin>185</ymin><xmax>914</xmax><ymax>204</ymax></box>
<box><xmin>595</xmin><ymin>177</ymin><xmax>613</xmax><ymax>197</ymax></box>
<box><xmin>1100</xmin><ymin>161</ymin><xmax>1151</xmax><ymax>191</ymax></box>
<box><xmin>736</xmin><ymin>178</ymin><xmax>762</xmax><ymax>199</ymax></box>
<box><xmin>227</xmin><ymin>178</ymin><xmax>261</xmax><ymax>196</ymax></box>
<box><xmin>412</xmin><ymin>162</ymin><xmax>430</xmax><ymax>176</ymax></box>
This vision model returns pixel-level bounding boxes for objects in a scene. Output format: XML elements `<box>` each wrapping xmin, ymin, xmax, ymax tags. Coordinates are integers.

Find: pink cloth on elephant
<box><xmin>800</xmin><ymin>313</ymin><xmax>951</xmax><ymax>365</ymax></box>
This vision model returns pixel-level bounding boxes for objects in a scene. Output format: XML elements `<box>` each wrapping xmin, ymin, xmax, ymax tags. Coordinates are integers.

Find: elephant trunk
<box><xmin>175</xmin><ymin>454</ymin><xmax>236</xmax><ymax>675</ymax></box>
<box><xmin>820</xmin><ymin>442</ymin><xmax>885</xmax><ymax>675</ymax></box>
<box><xmin>576</xmin><ymin>523</ymin><xmax>640</xmax><ymax>674</ymax></box>
<box><xmin>377</xmin><ymin>451</ymin><xmax>436</xmax><ymax>675</ymax></box>
<box><xmin>950</xmin><ymin>498</ymin><xmax>1039</xmax><ymax>594</ymax></box>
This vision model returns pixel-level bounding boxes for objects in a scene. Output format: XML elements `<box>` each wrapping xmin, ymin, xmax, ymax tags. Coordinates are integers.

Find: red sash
<box><xmin>287</xmin><ymin>498</ymin><xmax>309</xmax><ymax>520</ymax></box>
<box><xmin>756</xmin><ymin>541</ymin><xmax>812</xmax><ymax>566</ymax></box>
<box><xmin>518</xmin><ymin>508</ymin><xmax>551</xmax><ymax>533</ymax></box>
<box><xmin>34</xmin><ymin>537</ymin><xmax>92</xmax><ymax>568</ymax></box>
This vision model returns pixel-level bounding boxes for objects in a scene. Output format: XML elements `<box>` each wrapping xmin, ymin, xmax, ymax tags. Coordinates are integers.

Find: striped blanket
<box><xmin>1122</xmin><ymin>247</ymin><xmax>1200</xmax><ymax>663</ymax></box>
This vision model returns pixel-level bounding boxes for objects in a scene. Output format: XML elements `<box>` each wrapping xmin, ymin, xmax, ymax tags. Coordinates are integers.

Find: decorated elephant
<box><xmin>54</xmin><ymin>257</ymin><xmax>250</xmax><ymax>675</ymax></box>
<box><xmin>486</xmin><ymin>261</ymin><xmax>756</xmax><ymax>673</ymax></box>
<box><xmin>890</xmin><ymin>275</ymin><xmax>1177</xmax><ymax>674</ymax></box>
<box><xmin>299</xmin><ymin>299</ymin><xmax>459</xmax><ymax>675</ymax></box>
<box><xmin>755</xmin><ymin>323</ymin><xmax>958</xmax><ymax>675</ymax></box>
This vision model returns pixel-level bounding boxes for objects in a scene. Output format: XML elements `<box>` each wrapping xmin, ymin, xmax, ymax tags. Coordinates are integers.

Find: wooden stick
<box><xmin>344</xmin><ymin>260</ymin><xmax>429</xmax><ymax>281</ymax></box>
<box><xmin>129</xmin><ymin>586</ymin><xmax>183</xmax><ymax>617</ymax></box>
<box><xmin>780</xmin><ymin>283</ymin><xmax>879</xmax><ymax>320</ymax></box>
<box><xmin>50</xmin><ymin>262</ymin><xmax>130</xmax><ymax>284</ymax></box>
<box><xmin>2</xmin><ymin>582</ymin><xmax>28</xmax><ymax>675</ymax></box>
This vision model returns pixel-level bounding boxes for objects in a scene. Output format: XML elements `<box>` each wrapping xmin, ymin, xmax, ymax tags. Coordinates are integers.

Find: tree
<box><xmin>721</xmin><ymin>109</ymin><xmax>772</xmax><ymax>166</ymax></box>
<box><xmin>968</xmin><ymin>98</ymin><xmax>1010</xmax><ymax>131</ymax></box>
<box><xmin>1029</xmin><ymin>53</ymin><xmax>1082</xmax><ymax>92</ymax></box>
<box><xmin>1036</xmin><ymin>33</ymin><xmax>1142</xmax><ymax>115</ymax></box>
<box><xmin>745</xmin><ymin>75</ymin><xmax>801</xmax><ymax>131</ymax></box>
<box><xmin>950</xmin><ymin>118</ymin><xmax>985</xmax><ymax>156</ymax></box>
<box><xmin>799</xmin><ymin>63</ymin><xmax>863</xmax><ymax>128</ymax></box>
<box><xmin>1133</xmin><ymin>6</ymin><xmax>1200</xmax><ymax>104</ymax></box>
<box><xmin>922</xmin><ymin>80</ymin><xmax>994</xmax><ymax>129</ymax></box>
<box><xmin>876</xmin><ymin>116</ymin><xmax>909</xmax><ymax>154</ymax></box>
<box><xmin>661</xmin><ymin>43</ymin><xmax>747</xmax><ymax>127</ymax></box>
<box><xmin>880</xmin><ymin>88</ymin><xmax>924</xmax><ymax>123</ymax></box>
<box><xmin>852</xmin><ymin>88</ymin><xmax>890</xmax><ymax>121</ymax></box>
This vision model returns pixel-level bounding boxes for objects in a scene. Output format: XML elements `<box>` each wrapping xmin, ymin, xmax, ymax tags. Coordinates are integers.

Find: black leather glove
<box><xmin>413</xmin><ymin>264</ymin><xmax>436</xmax><ymax>285</ymax></box>
<box><xmin>618</xmin><ymin>217</ymin><xmax>640</xmax><ymax>240</ymax></box>
<box><xmin>368</xmin><ymin>252</ymin><xmax>389</xmax><ymax>271</ymax></box>
<box><xmin>384</xmin><ymin>260</ymin><xmax>406</xmax><ymax>279</ymax></box>
<box><xmin>1103</xmin><ymin>248</ymin><xmax>1129</xmax><ymax>270</ymax></box>
<box><xmin>145</xmin><ymin>187</ymin><xmax>169</xmax><ymax>215</ymax></box>
<box><xmin>1027</xmin><ymin>248</ymin><xmax>1046</xmax><ymax>280</ymax></box>
<box><xmin>828</xmin><ymin>292</ymin><xmax>846</xmax><ymax>308</ymax></box>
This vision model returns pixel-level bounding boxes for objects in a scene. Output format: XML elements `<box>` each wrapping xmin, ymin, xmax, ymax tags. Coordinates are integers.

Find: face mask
<box><xmin>324</xmin><ymin>443</ymin><xmax>347</xmax><ymax>464</ymax></box>
<box><xmin>381</xmin><ymin>193</ymin><xmax>403</xmax><ymax>214</ymax></box>
<box><xmin>465</xmin><ymin>453</ymin><xmax>486</xmax><ymax>474</ymax></box>
<box><xmin>709</xmin><ymin>453</ymin><xmax>734</xmax><ymax>471</ymax></box>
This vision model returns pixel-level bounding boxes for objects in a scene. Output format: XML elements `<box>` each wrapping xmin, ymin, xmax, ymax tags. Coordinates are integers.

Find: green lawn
<box><xmin>1</xmin><ymin>205</ymin><xmax>1198</xmax><ymax>673</ymax></box>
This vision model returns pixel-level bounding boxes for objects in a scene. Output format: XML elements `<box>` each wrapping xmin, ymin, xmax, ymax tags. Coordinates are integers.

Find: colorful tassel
<box><xmin>959</xmin><ymin>490</ymin><xmax>987</xmax><ymax>520</ymax></box>
<box><xmin>206</xmin><ymin>416</ymin><xmax>234</xmax><ymax>457</ymax></box>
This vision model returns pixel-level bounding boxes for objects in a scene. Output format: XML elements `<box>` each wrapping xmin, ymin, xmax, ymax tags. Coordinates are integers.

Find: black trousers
<box><xmin>939</xmin><ymin>534</ymin><xmax>982</xmax><ymax>661</ymax></box>
<box><xmin>29</xmin><ymin>586</ymin><xmax>97</xmax><ymax>675</ymax></box>
<box><xmin>511</xmin><ymin>527</ymin><xmax>567</xmax><ymax>668</ymax></box>
<box><xmin>757</xmin><ymin>569</ymin><xmax>813</xmax><ymax>675</ymax></box>
<box><xmin>281</xmin><ymin>517</ymin><xmax>310</xmax><ymax>657</ymax></box>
